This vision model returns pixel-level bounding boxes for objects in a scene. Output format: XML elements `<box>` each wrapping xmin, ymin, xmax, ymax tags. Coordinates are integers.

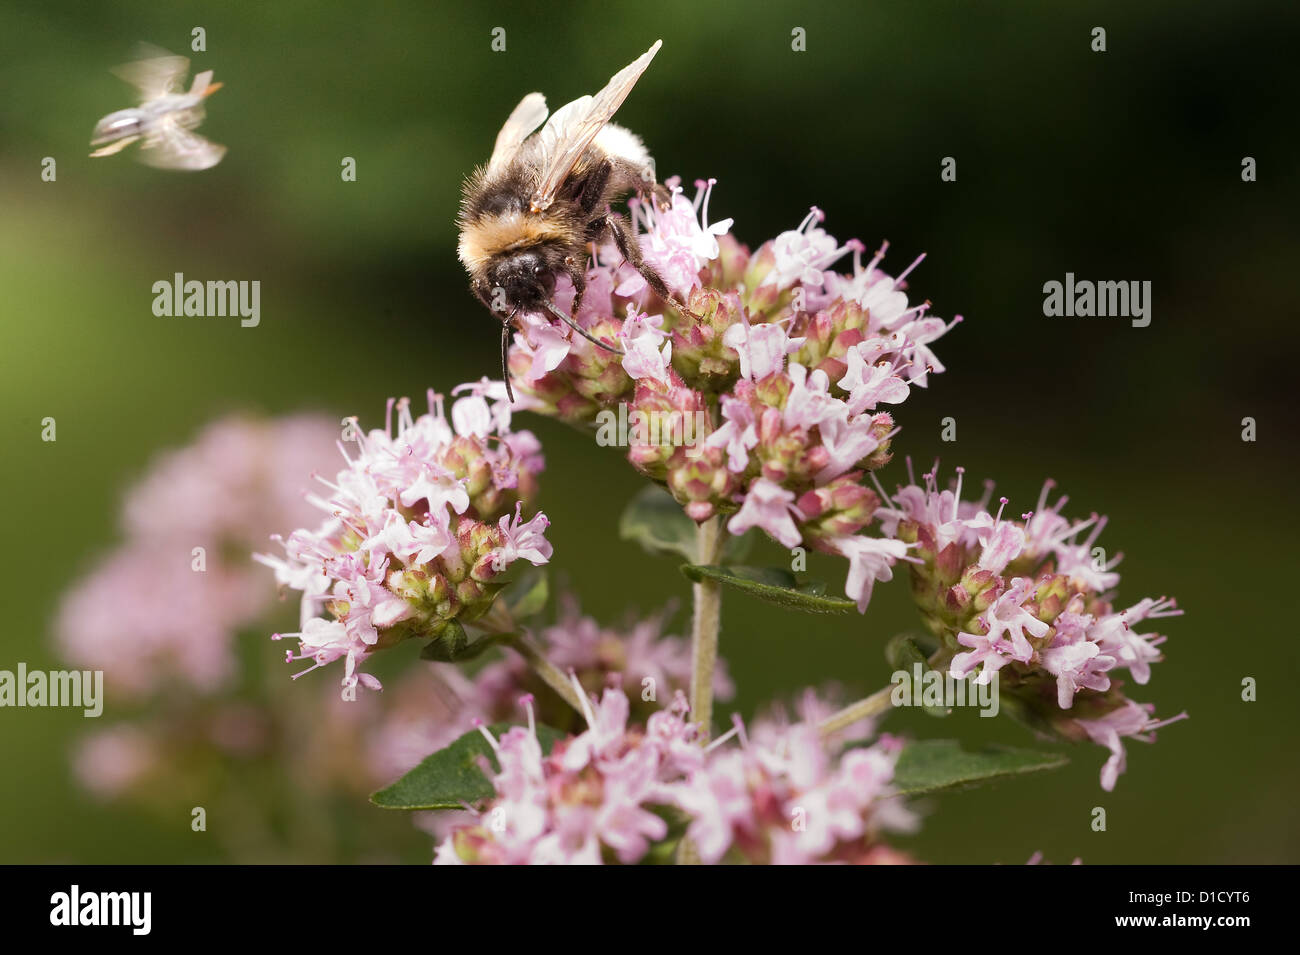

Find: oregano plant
<box><xmin>252</xmin><ymin>180</ymin><xmax>1185</xmax><ymax>864</ymax></box>
<box><xmin>58</xmin><ymin>181</ymin><xmax>1184</xmax><ymax>865</ymax></box>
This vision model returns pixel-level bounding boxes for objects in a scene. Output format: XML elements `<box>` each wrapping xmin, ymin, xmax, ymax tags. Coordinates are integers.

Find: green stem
<box><xmin>816</xmin><ymin>684</ymin><xmax>896</xmax><ymax>738</ymax></box>
<box><xmin>677</xmin><ymin>516</ymin><xmax>723</xmax><ymax>867</ymax></box>
<box><xmin>689</xmin><ymin>515</ymin><xmax>723</xmax><ymax>740</ymax></box>
<box><xmin>817</xmin><ymin>648</ymin><xmax>947</xmax><ymax>738</ymax></box>
<box><xmin>503</xmin><ymin>631</ymin><xmax>585</xmax><ymax>715</ymax></box>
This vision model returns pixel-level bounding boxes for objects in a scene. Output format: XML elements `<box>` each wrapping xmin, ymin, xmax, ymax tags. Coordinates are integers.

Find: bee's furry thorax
<box><xmin>456</xmin><ymin>165</ymin><xmax>583</xmax><ymax>276</ymax></box>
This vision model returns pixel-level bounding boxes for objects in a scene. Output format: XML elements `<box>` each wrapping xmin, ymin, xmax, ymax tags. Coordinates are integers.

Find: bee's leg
<box><xmin>551</xmin><ymin>252</ymin><xmax>623</xmax><ymax>353</ymax></box>
<box><xmin>500</xmin><ymin>319</ymin><xmax>515</xmax><ymax>404</ymax></box>
<box><xmin>648</xmin><ymin>180</ymin><xmax>672</xmax><ymax>212</ymax></box>
<box><xmin>607</xmin><ymin>157</ymin><xmax>670</xmax><ymax>212</ymax></box>
<box><xmin>576</xmin><ymin>159</ymin><xmax>614</xmax><ymax>216</ymax></box>
<box><xmin>500</xmin><ymin>306</ymin><xmax>521</xmax><ymax>403</ymax></box>
<box><xmin>476</xmin><ymin>284</ymin><xmax>517</xmax><ymax>401</ymax></box>
<box><xmin>543</xmin><ymin>299</ymin><xmax>623</xmax><ymax>354</ymax></box>
<box><xmin>563</xmin><ymin>257</ymin><xmax>587</xmax><ymax>316</ymax></box>
<box><xmin>602</xmin><ymin>212</ymin><xmax>698</xmax><ymax>317</ymax></box>
<box><xmin>636</xmin><ymin>169</ymin><xmax>672</xmax><ymax>212</ymax></box>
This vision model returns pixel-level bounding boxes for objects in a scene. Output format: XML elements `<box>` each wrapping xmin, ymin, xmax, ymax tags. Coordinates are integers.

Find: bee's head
<box><xmin>488</xmin><ymin>247</ymin><xmax>560</xmax><ymax>310</ymax></box>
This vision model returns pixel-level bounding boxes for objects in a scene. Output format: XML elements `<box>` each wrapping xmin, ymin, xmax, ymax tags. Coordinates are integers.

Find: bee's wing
<box><xmin>487</xmin><ymin>92</ymin><xmax>549</xmax><ymax>174</ymax></box>
<box><xmin>139</xmin><ymin>119</ymin><xmax>226</xmax><ymax>171</ymax></box>
<box><xmin>113</xmin><ymin>46</ymin><xmax>191</xmax><ymax>101</ymax></box>
<box><xmin>529</xmin><ymin>39</ymin><xmax>661</xmax><ymax>212</ymax></box>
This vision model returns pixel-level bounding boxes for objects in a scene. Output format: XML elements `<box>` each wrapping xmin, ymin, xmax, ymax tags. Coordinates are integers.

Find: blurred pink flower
<box><xmin>73</xmin><ymin>725</ymin><xmax>157</xmax><ymax>799</ymax></box>
<box><xmin>57</xmin><ymin>414</ymin><xmax>340</xmax><ymax>698</ymax></box>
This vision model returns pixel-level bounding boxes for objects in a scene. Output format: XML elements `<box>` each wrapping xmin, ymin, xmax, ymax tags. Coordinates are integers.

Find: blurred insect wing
<box><xmin>529</xmin><ymin>39</ymin><xmax>661</xmax><ymax>212</ymax></box>
<box><xmin>487</xmin><ymin>92</ymin><xmax>549</xmax><ymax>174</ymax></box>
<box><xmin>112</xmin><ymin>47</ymin><xmax>191</xmax><ymax>101</ymax></box>
<box><xmin>140</xmin><ymin>120</ymin><xmax>226</xmax><ymax>171</ymax></box>
<box><xmin>89</xmin><ymin>135</ymin><xmax>139</xmax><ymax>158</ymax></box>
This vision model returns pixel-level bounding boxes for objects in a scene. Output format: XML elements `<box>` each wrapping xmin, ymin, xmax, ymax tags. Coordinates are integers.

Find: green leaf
<box><xmin>370</xmin><ymin>722</ymin><xmax>566</xmax><ymax>810</ymax></box>
<box><xmin>499</xmin><ymin>566</ymin><xmax>549</xmax><ymax>620</ymax></box>
<box><xmin>419</xmin><ymin>620</ymin><xmax>500</xmax><ymax>662</ymax></box>
<box><xmin>680</xmin><ymin>564</ymin><xmax>857</xmax><ymax>614</ymax></box>
<box><xmin>721</xmin><ymin>527</ymin><xmax>758</xmax><ymax>563</ymax></box>
<box><xmin>618</xmin><ymin>485</ymin><xmax>756</xmax><ymax>563</ymax></box>
<box><xmin>909</xmin><ymin>631</ymin><xmax>943</xmax><ymax>657</ymax></box>
<box><xmin>888</xmin><ymin>739</ymin><xmax>1068</xmax><ymax>796</ymax></box>
<box><xmin>996</xmin><ymin>690</ymin><xmax>1075</xmax><ymax>743</ymax></box>
<box><xmin>884</xmin><ymin>634</ymin><xmax>949</xmax><ymax>718</ymax></box>
<box><xmin>885</xmin><ymin>633</ymin><xmax>928</xmax><ymax>672</ymax></box>
<box><xmin>619</xmin><ymin>485</ymin><xmax>699</xmax><ymax>561</ymax></box>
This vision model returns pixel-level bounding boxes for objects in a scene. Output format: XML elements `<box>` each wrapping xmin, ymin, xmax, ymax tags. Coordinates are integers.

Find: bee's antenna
<box><xmin>501</xmin><ymin>309</ymin><xmax>518</xmax><ymax>404</ymax></box>
<box><xmin>543</xmin><ymin>299</ymin><xmax>623</xmax><ymax>355</ymax></box>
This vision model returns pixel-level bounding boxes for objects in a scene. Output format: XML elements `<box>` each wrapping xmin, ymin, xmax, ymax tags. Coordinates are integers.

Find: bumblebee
<box><xmin>457</xmin><ymin>40</ymin><xmax>681</xmax><ymax>398</ymax></box>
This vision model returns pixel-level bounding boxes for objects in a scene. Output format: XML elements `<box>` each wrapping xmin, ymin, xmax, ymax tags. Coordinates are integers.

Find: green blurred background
<box><xmin>2</xmin><ymin>0</ymin><xmax>1296</xmax><ymax>863</ymax></box>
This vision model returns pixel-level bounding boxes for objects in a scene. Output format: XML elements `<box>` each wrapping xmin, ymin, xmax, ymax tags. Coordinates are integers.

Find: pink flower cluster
<box><xmin>258</xmin><ymin>384</ymin><xmax>551</xmax><ymax>694</ymax></box>
<box><xmin>677</xmin><ymin>718</ymin><xmax>917</xmax><ymax>865</ymax></box>
<box><xmin>434</xmin><ymin>686</ymin><xmax>914</xmax><ymax>865</ymax></box>
<box><xmin>509</xmin><ymin>180</ymin><xmax>957</xmax><ymax>612</ymax></box>
<box><xmin>368</xmin><ymin>599</ymin><xmax>734</xmax><ymax>782</ymax></box>
<box><xmin>878</xmin><ymin>464</ymin><xmax>1186</xmax><ymax>790</ymax></box>
<box><xmin>435</xmin><ymin>689</ymin><xmax>700</xmax><ymax>864</ymax></box>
